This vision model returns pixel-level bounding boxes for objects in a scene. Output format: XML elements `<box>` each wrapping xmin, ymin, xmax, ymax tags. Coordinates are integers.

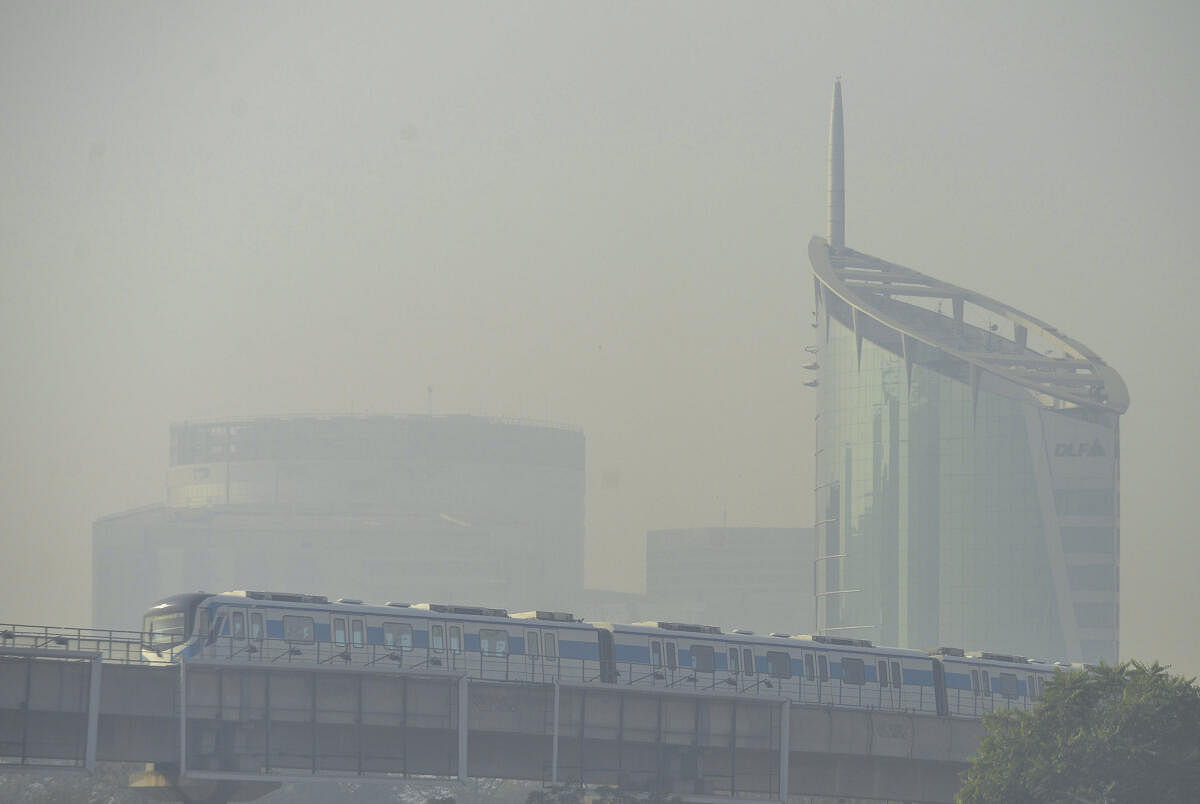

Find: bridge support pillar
<box><xmin>457</xmin><ymin>674</ymin><xmax>469</xmax><ymax>783</ymax></box>
<box><xmin>551</xmin><ymin>679</ymin><xmax>560</xmax><ymax>784</ymax></box>
<box><xmin>778</xmin><ymin>698</ymin><xmax>789</xmax><ymax>802</ymax></box>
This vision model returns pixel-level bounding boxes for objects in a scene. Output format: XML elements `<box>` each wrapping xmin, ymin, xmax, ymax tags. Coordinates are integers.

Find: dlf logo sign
<box><xmin>1055</xmin><ymin>438</ymin><xmax>1107</xmax><ymax>458</ymax></box>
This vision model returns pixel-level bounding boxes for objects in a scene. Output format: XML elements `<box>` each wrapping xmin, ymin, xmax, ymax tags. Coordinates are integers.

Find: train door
<box><xmin>332</xmin><ymin>616</ymin><xmax>349</xmax><ymax>662</ymax></box>
<box><xmin>525</xmin><ymin>628</ymin><xmax>543</xmax><ymax>680</ymax></box>
<box><xmin>348</xmin><ymin>616</ymin><xmax>367</xmax><ymax>664</ymax></box>
<box><xmin>542</xmin><ymin>631</ymin><xmax>559</xmax><ymax>679</ymax></box>
<box><xmin>664</xmin><ymin>640</ymin><xmax>678</xmax><ymax>683</ymax></box>
<box><xmin>478</xmin><ymin>626</ymin><xmax>511</xmax><ymax>680</ymax></box>
<box><xmin>650</xmin><ymin>639</ymin><xmax>665</xmax><ymax>681</ymax></box>
<box><xmin>932</xmin><ymin>660</ymin><xmax>949</xmax><ymax>716</ymax></box>
<box><xmin>429</xmin><ymin>622</ymin><xmax>447</xmax><ymax>668</ymax></box>
<box><xmin>726</xmin><ymin>645</ymin><xmax>741</xmax><ymax>689</ymax></box>
<box><xmin>803</xmin><ymin>652</ymin><xmax>817</xmax><ymax>702</ymax></box>
<box><xmin>447</xmin><ymin>623</ymin><xmax>464</xmax><ymax>671</ymax></box>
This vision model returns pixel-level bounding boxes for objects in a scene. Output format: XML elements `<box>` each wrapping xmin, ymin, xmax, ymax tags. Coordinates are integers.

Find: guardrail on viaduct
<box><xmin>0</xmin><ymin>634</ymin><xmax>983</xmax><ymax>803</ymax></box>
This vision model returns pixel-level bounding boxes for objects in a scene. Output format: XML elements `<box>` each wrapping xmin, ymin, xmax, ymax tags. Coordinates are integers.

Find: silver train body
<box><xmin>142</xmin><ymin>591</ymin><xmax>1059</xmax><ymax>719</ymax></box>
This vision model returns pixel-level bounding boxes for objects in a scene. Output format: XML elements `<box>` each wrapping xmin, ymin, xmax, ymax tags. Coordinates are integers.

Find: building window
<box><xmin>383</xmin><ymin>622</ymin><xmax>413</xmax><ymax>650</ymax></box>
<box><xmin>842</xmin><ymin>658</ymin><xmax>866</xmax><ymax>685</ymax></box>
<box><xmin>284</xmin><ymin>615</ymin><xmax>314</xmax><ymax>643</ymax></box>
<box><xmin>766</xmin><ymin>651</ymin><xmax>791</xmax><ymax>679</ymax></box>
<box><xmin>480</xmin><ymin>629</ymin><xmax>508</xmax><ymax>657</ymax></box>
<box><xmin>691</xmin><ymin>645</ymin><xmax>715</xmax><ymax>673</ymax></box>
<box><xmin>997</xmin><ymin>673</ymin><xmax>1019</xmax><ymax>700</ymax></box>
<box><xmin>1054</xmin><ymin>489</ymin><xmax>1114</xmax><ymax>517</ymax></box>
<box><xmin>1069</xmin><ymin>565</ymin><xmax>1116</xmax><ymax>593</ymax></box>
<box><xmin>231</xmin><ymin>612</ymin><xmax>245</xmax><ymax>640</ymax></box>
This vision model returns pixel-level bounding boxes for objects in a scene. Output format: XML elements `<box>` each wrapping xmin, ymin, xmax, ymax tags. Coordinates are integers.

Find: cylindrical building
<box><xmin>93</xmin><ymin>414</ymin><xmax>585</xmax><ymax>629</ymax></box>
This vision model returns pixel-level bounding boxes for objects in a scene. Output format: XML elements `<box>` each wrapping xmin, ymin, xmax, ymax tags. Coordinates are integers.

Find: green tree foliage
<box><xmin>958</xmin><ymin>660</ymin><xmax>1200</xmax><ymax>803</ymax></box>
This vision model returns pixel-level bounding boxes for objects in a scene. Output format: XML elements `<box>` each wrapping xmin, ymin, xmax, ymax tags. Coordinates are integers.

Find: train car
<box><xmin>142</xmin><ymin>590</ymin><xmax>1066</xmax><ymax>724</ymax></box>
<box><xmin>930</xmin><ymin>647</ymin><xmax>1058</xmax><ymax>717</ymax></box>
<box><xmin>596</xmin><ymin>621</ymin><xmax>939</xmax><ymax>714</ymax></box>
<box><xmin>141</xmin><ymin>591</ymin><xmax>612</xmax><ymax>683</ymax></box>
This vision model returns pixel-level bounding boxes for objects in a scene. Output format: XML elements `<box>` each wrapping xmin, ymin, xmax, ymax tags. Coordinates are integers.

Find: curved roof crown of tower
<box><xmin>811</xmin><ymin>81</ymin><xmax>1128</xmax><ymax>415</ymax></box>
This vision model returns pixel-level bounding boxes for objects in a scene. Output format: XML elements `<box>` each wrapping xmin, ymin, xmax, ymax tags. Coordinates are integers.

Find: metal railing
<box><xmin>0</xmin><ymin>624</ymin><xmax>145</xmax><ymax>663</ymax></box>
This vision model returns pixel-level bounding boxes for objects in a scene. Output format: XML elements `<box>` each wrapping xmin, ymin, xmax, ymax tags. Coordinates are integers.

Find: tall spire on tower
<box><xmin>827</xmin><ymin>78</ymin><xmax>845</xmax><ymax>249</ymax></box>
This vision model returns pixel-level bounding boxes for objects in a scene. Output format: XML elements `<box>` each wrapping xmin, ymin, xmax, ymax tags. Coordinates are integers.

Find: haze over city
<box><xmin>2</xmin><ymin>2</ymin><xmax>1198</xmax><ymax>675</ymax></box>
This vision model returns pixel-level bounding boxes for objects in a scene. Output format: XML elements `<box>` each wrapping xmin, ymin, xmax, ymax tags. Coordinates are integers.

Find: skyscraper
<box><xmin>809</xmin><ymin>81</ymin><xmax>1128</xmax><ymax>663</ymax></box>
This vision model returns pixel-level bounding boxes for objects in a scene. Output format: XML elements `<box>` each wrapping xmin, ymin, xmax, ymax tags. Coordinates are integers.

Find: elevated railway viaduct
<box><xmin>0</xmin><ymin>634</ymin><xmax>982</xmax><ymax>803</ymax></box>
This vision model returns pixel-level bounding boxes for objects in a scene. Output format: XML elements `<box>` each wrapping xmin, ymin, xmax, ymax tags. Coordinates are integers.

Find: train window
<box><xmin>665</xmin><ymin>643</ymin><xmax>677</xmax><ymax>669</ymax></box>
<box><xmin>818</xmin><ymin>655</ymin><xmax>829</xmax><ymax>682</ymax></box>
<box><xmin>284</xmin><ymin>615</ymin><xmax>315</xmax><ymax>643</ymax></box>
<box><xmin>250</xmin><ymin>613</ymin><xmax>263</xmax><ymax>641</ymax></box>
<box><xmin>351</xmin><ymin>619</ymin><xmax>364</xmax><ymax>648</ymax></box>
<box><xmin>997</xmin><ymin>673</ymin><xmax>1018</xmax><ymax>700</ymax></box>
<box><xmin>842</xmin><ymin>658</ymin><xmax>866</xmax><ymax>685</ymax></box>
<box><xmin>231</xmin><ymin>612</ymin><xmax>245</xmax><ymax>640</ymax></box>
<box><xmin>651</xmin><ymin>641</ymin><xmax>662</xmax><ymax>667</ymax></box>
<box><xmin>432</xmin><ymin>624</ymin><xmax>445</xmax><ymax>652</ymax></box>
<box><xmin>691</xmin><ymin>645</ymin><xmax>715</xmax><ymax>673</ymax></box>
<box><xmin>803</xmin><ymin>654</ymin><xmax>815</xmax><ymax>680</ymax></box>
<box><xmin>971</xmin><ymin>669</ymin><xmax>981</xmax><ymax>695</ymax></box>
<box><xmin>878</xmin><ymin>660</ymin><xmax>889</xmax><ymax>687</ymax></box>
<box><xmin>766</xmin><ymin>651</ymin><xmax>791</xmax><ymax>679</ymax></box>
<box><xmin>544</xmin><ymin>633</ymin><xmax>557</xmax><ymax>659</ymax></box>
<box><xmin>728</xmin><ymin>648</ymin><xmax>740</xmax><ymax>674</ymax></box>
<box><xmin>742</xmin><ymin>648</ymin><xmax>754</xmax><ymax>675</ymax></box>
<box><xmin>333</xmin><ymin>618</ymin><xmax>347</xmax><ymax>646</ymax></box>
<box><xmin>982</xmin><ymin>670</ymin><xmax>992</xmax><ymax>696</ymax></box>
<box><xmin>383</xmin><ymin>623</ymin><xmax>413</xmax><ymax>650</ymax></box>
<box><xmin>890</xmin><ymin>662</ymin><xmax>902</xmax><ymax>687</ymax></box>
<box><xmin>449</xmin><ymin>626</ymin><xmax>462</xmax><ymax>653</ymax></box>
<box><xmin>480</xmin><ymin>629</ymin><xmax>508</xmax><ymax>657</ymax></box>
<box><xmin>527</xmin><ymin>631</ymin><xmax>540</xmax><ymax>656</ymax></box>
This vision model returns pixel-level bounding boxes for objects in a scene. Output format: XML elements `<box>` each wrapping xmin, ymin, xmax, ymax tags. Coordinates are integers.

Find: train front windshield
<box><xmin>144</xmin><ymin>611</ymin><xmax>187</xmax><ymax>648</ymax></box>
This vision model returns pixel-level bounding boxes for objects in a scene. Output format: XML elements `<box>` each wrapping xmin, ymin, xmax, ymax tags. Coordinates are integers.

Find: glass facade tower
<box><xmin>808</xmin><ymin>81</ymin><xmax>1127</xmax><ymax>664</ymax></box>
<box><xmin>809</xmin><ymin>240</ymin><xmax>1127</xmax><ymax>664</ymax></box>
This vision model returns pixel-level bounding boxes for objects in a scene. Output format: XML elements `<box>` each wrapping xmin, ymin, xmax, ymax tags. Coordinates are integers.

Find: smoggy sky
<box><xmin>2</xmin><ymin>2</ymin><xmax>1198</xmax><ymax>673</ymax></box>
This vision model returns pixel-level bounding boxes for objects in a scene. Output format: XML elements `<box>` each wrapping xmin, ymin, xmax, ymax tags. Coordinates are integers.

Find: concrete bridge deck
<box><xmin>0</xmin><ymin>643</ymin><xmax>982</xmax><ymax>802</ymax></box>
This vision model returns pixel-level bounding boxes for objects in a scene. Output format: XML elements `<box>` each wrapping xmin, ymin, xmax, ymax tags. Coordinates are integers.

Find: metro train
<box><xmin>142</xmin><ymin>590</ymin><xmax>1058</xmax><ymax>719</ymax></box>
